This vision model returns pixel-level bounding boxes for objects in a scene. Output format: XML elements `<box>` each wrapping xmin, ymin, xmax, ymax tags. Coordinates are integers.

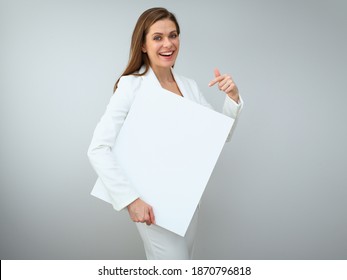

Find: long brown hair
<box><xmin>113</xmin><ymin>7</ymin><xmax>180</xmax><ymax>92</ymax></box>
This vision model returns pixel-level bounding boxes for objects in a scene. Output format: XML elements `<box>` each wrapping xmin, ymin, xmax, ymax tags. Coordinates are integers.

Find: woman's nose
<box><xmin>163</xmin><ymin>37</ymin><xmax>173</xmax><ymax>48</ymax></box>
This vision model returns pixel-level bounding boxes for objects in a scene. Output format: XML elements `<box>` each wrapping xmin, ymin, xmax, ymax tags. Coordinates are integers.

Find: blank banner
<box><xmin>92</xmin><ymin>84</ymin><xmax>234</xmax><ymax>236</ymax></box>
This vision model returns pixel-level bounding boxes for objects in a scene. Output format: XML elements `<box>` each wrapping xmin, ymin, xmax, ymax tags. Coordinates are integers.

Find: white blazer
<box><xmin>88</xmin><ymin>66</ymin><xmax>243</xmax><ymax>211</ymax></box>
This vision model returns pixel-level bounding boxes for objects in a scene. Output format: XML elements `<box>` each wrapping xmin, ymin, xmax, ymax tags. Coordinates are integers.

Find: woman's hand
<box><xmin>127</xmin><ymin>198</ymin><xmax>156</xmax><ymax>225</ymax></box>
<box><xmin>208</xmin><ymin>68</ymin><xmax>240</xmax><ymax>103</ymax></box>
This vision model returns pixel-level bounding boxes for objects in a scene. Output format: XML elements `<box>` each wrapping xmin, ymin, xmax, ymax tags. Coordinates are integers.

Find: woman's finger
<box><xmin>218</xmin><ymin>75</ymin><xmax>232</xmax><ymax>87</ymax></box>
<box><xmin>144</xmin><ymin>211</ymin><xmax>151</xmax><ymax>225</ymax></box>
<box><xmin>127</xmin><ymin>198</ymin><xmax>155</xmax><ymax>225</ymax></box>
<box><xmin>214</xmin><ymin>68</ymin><xmax>221</xmax><ymax>78</ymax></box>
<box><xmin>220</xmin><ymin>80</ymin><xmax>234</xmax><ymax>92</ymax></box>
<box><xmin>149</xmin><ymin>208</ymin><xmax>156</xmax><ymax>225</ymax></box>
<box><xmin>208</xmin><ymin>75</ymin><xmax>224</xmax><ymax>87</ymax></box>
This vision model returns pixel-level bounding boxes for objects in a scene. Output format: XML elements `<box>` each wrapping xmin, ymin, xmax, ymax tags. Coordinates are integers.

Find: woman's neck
<box><xmin>151</xmin><ymin>65</ymin><xmax>174</xmax><ymax>84</ymax></box>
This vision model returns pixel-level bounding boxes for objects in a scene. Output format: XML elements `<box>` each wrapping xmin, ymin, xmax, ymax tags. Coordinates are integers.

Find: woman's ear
<box><xmin>142</xmin><ymin>45</ymin><xmax>147</xmax><ymax>53</ymax></box>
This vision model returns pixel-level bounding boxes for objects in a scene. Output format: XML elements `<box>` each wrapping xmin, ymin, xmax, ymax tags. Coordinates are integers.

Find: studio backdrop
<box><xmin>1</xmin><ymin>0</ymin><xmax>346</xmax><ymax>259</ymax></box>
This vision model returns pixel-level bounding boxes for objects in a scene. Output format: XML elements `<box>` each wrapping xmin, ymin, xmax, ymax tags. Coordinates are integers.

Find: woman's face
<box><xmin>142</xmin><ymin>19</ymin><xmax>180</xmax><ymax>71</ymax></box>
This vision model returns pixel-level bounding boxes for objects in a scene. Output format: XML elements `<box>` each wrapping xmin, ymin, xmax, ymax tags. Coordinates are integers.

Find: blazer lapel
<box><xmin>171</xmin><ymin>68</ymin><xmax>187</xmax><ymax>99</ymax></box>
<box><xmin>140</xmin><ymin>65</ymin><xmax>162</xmax><ymax>90</ymax></box>
<box><xmin>141</xmin><ymin>65</ymin><xmax>194</xmax><ymax>99</ymax></box>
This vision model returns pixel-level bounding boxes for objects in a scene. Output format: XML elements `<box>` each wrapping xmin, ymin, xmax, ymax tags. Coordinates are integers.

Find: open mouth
<box><xmin>159</xmin><ymin>51</ymin><xmax>174</xmax><ymax>57</ymax></box>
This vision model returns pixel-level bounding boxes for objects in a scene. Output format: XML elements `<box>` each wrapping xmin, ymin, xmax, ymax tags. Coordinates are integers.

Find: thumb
<box><xmin>214</xmin><ymin>68</ymin><xmax>221</xmax><ymax>78</ymax></box>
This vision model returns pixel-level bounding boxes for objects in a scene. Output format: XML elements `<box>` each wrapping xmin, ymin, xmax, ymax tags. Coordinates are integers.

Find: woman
<box><xmin>88</xmin><ymin>7</ymin><xmax>243</xmax><ymax>259</ymax></box>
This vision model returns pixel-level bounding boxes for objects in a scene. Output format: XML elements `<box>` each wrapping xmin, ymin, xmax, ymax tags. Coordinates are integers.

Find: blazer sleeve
<box><xmin>193</xmin><ymin>80</ymin><xmax>244</xmax><ymax>142</ymax></box>
<box><xmin>87</xmin><ymin>76</ymin><xmax>140</xmax><ymax>211</ymax></box>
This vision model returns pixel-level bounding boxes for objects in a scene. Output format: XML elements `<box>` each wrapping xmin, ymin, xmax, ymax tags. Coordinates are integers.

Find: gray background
<box><xmin>1</xmin><ymin>0</ymin><xmax>346</xmax><ymax>259</ymax></box>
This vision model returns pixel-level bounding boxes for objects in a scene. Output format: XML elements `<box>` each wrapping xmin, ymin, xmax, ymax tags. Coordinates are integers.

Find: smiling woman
<box><xmin>87</xmin><ymin>7</ymin><xmax>243</xmax><ymax>260</ymax></box>
<box><xmin>142</xmin><ymin>20</ymin><xmax>179</xmax><ymax>67</ymax></box>
<box><xmin>142</xmin><ymin>19</ymin><xmax>182</xmax><ymax>96</ymax></box>
<box><xmin>113</xmin><ymin>7</ymin><xmax>181</xmax><ymax>92</ymax></box>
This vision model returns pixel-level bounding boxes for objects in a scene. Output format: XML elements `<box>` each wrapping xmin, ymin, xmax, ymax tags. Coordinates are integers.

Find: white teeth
<box><xmin>160</xmin><ymin>52</ymin><xmax>173</xmax><ymax>56</ymax></box>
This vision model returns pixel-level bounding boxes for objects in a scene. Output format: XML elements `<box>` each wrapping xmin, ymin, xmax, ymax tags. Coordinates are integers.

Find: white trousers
<box><xmin>135</xmin><ymin>206</ymin><xmax>199</xmax><ymax>260</ymax></box>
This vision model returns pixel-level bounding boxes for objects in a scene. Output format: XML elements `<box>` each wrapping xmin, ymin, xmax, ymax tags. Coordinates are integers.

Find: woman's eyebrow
<box><xmin>151</xmin><ymin>30</ymin><xmax>177</xmax><ymax>35</ymax></box>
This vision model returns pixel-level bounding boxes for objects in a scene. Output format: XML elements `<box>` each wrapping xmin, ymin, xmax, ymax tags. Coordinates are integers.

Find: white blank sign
<box><xmin>92</xmin><ymin>86</ymin><xmax>234</xmax><ymax>236</ymax></box>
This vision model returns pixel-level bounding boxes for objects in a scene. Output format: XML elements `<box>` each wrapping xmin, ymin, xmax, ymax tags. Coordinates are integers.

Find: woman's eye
<box><xmin>154</xmin><ymin>36</ymin><xmax>161</xmax><ymax>41</ymax></box>
<box><xmin>170</xmin><ymin>34</ymin><xmax>177</xmax><ymax>38</ymax></box>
